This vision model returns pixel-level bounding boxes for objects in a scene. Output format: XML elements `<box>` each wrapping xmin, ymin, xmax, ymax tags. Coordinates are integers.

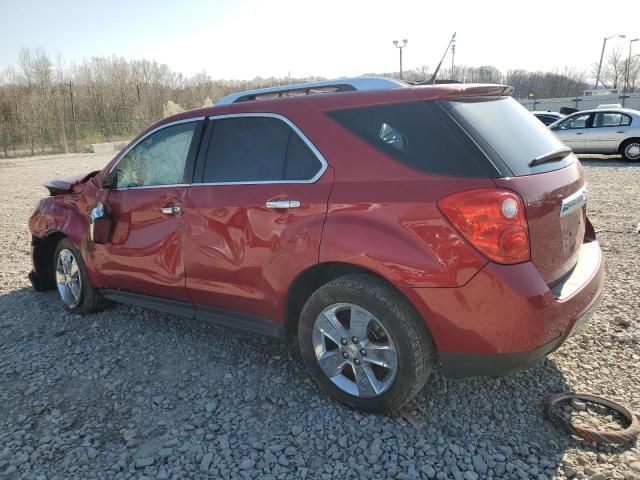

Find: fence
<box><xmin>519</xmin><ymin>92</ymin><xmax>640</xmax><ymax>112</ymax></box>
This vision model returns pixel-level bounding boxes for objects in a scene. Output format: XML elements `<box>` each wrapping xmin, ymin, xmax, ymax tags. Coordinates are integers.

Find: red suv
<box><xmin>29</xmin><ymin>78</ymin><xmax>604</xmax><ymax>411</ymax></box>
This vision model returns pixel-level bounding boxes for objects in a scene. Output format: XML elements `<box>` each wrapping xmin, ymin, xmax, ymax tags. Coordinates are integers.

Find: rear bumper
<box><xmin>438</xmin><ymin>288</ymin><xmax>602</xmax><ymax>378</ymax></box>
<box><xmin>401</xmin><ymin>239</ymin><xmax>604</xmax><ymax>378</ymax></box>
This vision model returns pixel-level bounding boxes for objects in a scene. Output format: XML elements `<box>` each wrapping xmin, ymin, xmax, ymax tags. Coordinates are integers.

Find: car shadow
<box><xmin>0</xmin><ymin>286</ymin><xmax>635</xmax><ymax>477</ymax></box>
<box><xmin>577</xmin><ymin>154</ymin><xmax>636</xmax><ymax>168</ymax></box>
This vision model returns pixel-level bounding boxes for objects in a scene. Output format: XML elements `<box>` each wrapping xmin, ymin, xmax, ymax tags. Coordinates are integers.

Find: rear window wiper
<box><xmin>528</xmin><ymin>147</ymin><xmax>572</xmax><ymax>168</ymax></box>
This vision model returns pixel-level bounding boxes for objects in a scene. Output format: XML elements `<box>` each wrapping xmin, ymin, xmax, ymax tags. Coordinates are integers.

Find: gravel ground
<box><xmin>0</xmin><ymin>152</ymin><xmax>638</xmax><ymax>480</ymax></box>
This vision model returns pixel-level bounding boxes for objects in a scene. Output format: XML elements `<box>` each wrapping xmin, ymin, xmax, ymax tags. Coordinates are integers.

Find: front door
<box><xmin>585</xmin><ymin>111</ymin><xmax>631</xmax><ymax>153</ymax></box>
<box><xmin>91</xmin><ymin>119</ymin><xmax>202</xmax><ymax>301</ymax></box>
<box><xmin>553</xmin><ymin>113</ymin><xmax>592</xmax><ymax>152</ymax></box>
<box><xmin>182</xmin><ymin>114</ymin><xmax>333</xmax><ymax>323</ymax></box>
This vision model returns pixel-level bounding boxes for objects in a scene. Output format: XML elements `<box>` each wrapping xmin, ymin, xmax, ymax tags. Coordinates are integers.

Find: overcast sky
<box><xmin>1</xmin><ymin>0</ymin><xmax>638</xmax><ymax>80</ymax></box>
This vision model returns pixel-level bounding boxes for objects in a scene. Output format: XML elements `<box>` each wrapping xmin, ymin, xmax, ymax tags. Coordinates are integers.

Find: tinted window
<box><xmin>203</xmin><ymin>117</ymin><xmax>322</xmax><ymax>182</ymax></box>
<box><xmin>116</xmin><ymin>122</ymin><xmax>196</xmax><ymax>188</ymax></box>
<box><xmin>446</xmin><ymin>97</ymin><xmax>573</xmax><ymax>176</ymax></box>
<box><xmin>285</xmin><ymin>133</ymin><xmax>322</xmax><ymax>180</ymax></box>
<box><xmin>327</xmin><ymin>101</ymin><xmax>490</xmax><ymax>177</ymax></box>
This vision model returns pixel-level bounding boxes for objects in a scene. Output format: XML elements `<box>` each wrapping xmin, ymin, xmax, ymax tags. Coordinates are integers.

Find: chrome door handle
<box><xmin>266</xmin><ymin>200</ymin><xmax>301</xmax><ymax>209</ymax></box>
<box><xmin>617</xmin><ymin>130</ymin><xmax>625</xmax><ymax>133</ymax></box>
<box><xmin>159</xmin><ymin>205</ymin><xmax>182</xmax><ymax>215</ymax></box>
<box><xmin>576</xmin><ymin>132</ymin><xmax>584</xmax><ymax>135</ymax></box>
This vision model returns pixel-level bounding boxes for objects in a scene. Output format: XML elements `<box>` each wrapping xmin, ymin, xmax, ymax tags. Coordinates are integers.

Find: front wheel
<box><xmin>621</xmin><ymin>139</ymin><xmax>640</xmax><ymax>162</ymax></box>
<box><xmin>54</xmin><ymin>238</ymin><xmax>109</xmax><ymax>315</ymax></box>
<box><xmin>298</xmin><ymin>274</ymin><xmax>435</xmax><ymax>412</ymax></box>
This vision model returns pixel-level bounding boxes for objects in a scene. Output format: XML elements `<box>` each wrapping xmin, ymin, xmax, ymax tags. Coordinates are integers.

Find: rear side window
<box><xmin>202</xmin><ymin>116</ymin><xmax>323</xmax><ymax>183</ymax></box>
<box><xmin>446</xmin><ymin>97</ymin><xmax>574</xmax><ymax>176</ymax></box>
<box><xmin>327</xmin><ymin>101</ymin><xmax>492</xmax><ymax>177</ymax></box>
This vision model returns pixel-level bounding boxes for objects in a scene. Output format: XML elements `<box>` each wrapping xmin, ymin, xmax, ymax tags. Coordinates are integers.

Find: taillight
<box><xmin>437</xmin><ymin>188</ymin><xmax>530</xmax><ymax>264</ymax></box>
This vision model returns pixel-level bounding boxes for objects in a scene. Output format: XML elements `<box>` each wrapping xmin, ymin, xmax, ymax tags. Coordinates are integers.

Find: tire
<box><xmin>297</xmin><ymin>274</ymin><xmax>435</xmax><ymax>412</ymax></box>
<box><xmin>53</xmin><ymin>238</ymin><xmax>109</xmax><ymax>315</ymax></box>
<box><xmin>621</xmin><ymin>139</ymin><xmax>640</xmax><ymax>162</ymax></box>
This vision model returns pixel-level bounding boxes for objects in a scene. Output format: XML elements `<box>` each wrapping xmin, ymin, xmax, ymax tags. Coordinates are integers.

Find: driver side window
<box><xmin>116</xmin><ymin>122</ymin><xmax>197</xmax><ymax>188</ymax></box>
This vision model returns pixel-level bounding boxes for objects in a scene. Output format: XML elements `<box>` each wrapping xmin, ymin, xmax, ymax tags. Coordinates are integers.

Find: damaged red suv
<box><xmin>29</xmin><ymin>78</ymin><xmax>604</xmax><ymax>411</ymax></box>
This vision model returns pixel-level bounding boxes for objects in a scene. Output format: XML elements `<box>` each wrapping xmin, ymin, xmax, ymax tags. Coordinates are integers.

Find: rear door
<box><xmin>182</xmin><ymin>114</ymin><xmax>333</xmax><ymax>323</ymax></box>
<box><xmin>585</xmin><ymin>111</ymin><xmax>631</xmax><ymax>153</ymax></box>
<box><xmin>551</xmin><ymin>113</ymin><xmax>592</xmax><ymax>152</ymax></box>
<box><xmin>91</xmin><ymin>119</ymin><xmax>203</xmax><ymax>301</ymax></box>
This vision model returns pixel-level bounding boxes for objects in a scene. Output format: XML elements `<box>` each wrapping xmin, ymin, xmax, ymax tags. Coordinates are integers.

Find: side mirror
<box><xmin>89</xmin><ymin>202</ymin><xmax>112</xmax><ymax>244</ymax></box>
<box><xmin>100</xmin><ymin>170</ymin><xmax>117</xmax><ymax>190</ymax></box>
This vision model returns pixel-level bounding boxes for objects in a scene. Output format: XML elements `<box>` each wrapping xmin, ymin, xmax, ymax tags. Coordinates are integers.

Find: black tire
<box><xmin>620</xmin><ymin>139</ymin><xmax>640</xmax><ymax>162</ymax></box>
<box><xmin>297</xmin><ymin>274</ymin><xmax>435</xmax><ymax>412</ymax></box>
<box><xmin>53</xmin><ymin>238</ymin><xmax>110</xmax><ymax>315</ymax></box>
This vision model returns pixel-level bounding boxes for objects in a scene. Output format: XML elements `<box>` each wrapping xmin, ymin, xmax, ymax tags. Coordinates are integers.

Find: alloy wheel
<box><xmin>312</xmin><ymin>303</ymin><xmax>398</xmax><ymax>398</ymax></box>
<box><xmin>55</xmin><ymin>248</ymin><xmax>82</xmax><ymax>308</ymax></box>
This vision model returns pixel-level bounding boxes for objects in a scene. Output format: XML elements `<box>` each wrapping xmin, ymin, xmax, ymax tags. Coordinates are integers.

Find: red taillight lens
<box><xmin>437</xmin><ymin>188</ymin><xmax>530</xmax><ymax>264</ymax></box>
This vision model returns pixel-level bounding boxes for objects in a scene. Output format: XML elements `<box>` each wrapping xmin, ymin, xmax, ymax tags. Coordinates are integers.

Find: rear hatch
<box><xmin>443</xmin><ymin>96</ymin><xmax>586</xmax><ymax>284</ymax></box>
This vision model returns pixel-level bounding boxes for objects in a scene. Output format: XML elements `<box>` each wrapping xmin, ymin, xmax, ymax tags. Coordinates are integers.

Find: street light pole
<box><xmin>451</xmin><ymin>41</ymin><xmax>456</xmax><ymax>80</ymax></box>
<box><xmin>595</xmin><ymin>34</ymin><xmax>626</xmax><ymax>89</ymax></box>
<box><xmin>393</xmin><ymin>39</ymin><xmax>408</xmax><ymax>80</ymax></box>
<box><xmin>624</xmin><ymin>38</ymin><xmax>639</xmax><ymax>94</ymax></box>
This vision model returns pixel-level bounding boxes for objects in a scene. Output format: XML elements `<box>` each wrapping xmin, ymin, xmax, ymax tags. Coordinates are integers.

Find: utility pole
<box><xmin>393</xmin><ymin>39</ymin><xmax>408</xmax><ymax>80</ymax></box>
<box><xmin>624</xmin><ymin>38</ymin><xmax>639</xmax><ymax>94</ymax></box>
<box><xmin>595</xmin><ymin>34</ymin><xmax>625</xmax><ymax>89</ymax></box>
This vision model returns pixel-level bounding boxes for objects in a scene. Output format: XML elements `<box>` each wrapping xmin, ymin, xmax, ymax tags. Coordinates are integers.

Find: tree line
<box><xmin>1</xmin><ymin>47</ymin><xmax>638</xmax><ymax>157</ymax></box>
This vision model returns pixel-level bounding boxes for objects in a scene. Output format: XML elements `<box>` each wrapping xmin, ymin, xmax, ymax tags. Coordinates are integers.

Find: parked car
<box><xmin>549</xmin><ymin>108</ymin><xmax>640</xmax><ymax>161</ymax></box>
<box><xmin>29</xmin><ymin>78</ymin><xmax>604</xmax><ymax>411</ymax></box>
<box><xmin>532</xmin><ymin>110</ymin><xmax>564</xmax><ymax>126</ymax></box>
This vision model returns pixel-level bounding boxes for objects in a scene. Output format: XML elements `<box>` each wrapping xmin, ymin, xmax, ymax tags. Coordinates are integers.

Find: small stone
<box><xmin>200</xmin><ymin>452</ymin><xmax>213</xmax><ymax>472</ymax></box>
<box><xmin>473</xmin><ymin>454</ymin><xmax>488</xmax><ymax>475</ymax></box>
<box><xmin>205</xmin><ymin>400</ymin><xmax>218</xmax><ymax>413</ymax></box>
<box><xmin>135</xmin><ymin>457</ymin><xmax>154</xmax><ymax>468</ymax></box>
<box><xmin>565</xmin><ymin>466</ymin><xmax>577</xmax><ymax>478</ymax></box>
<box><xmin>464</xmin><ymin>472</ymin><xmax>479</xmax><ymax>480</ymax></box>
<box><xmin>239</xmin><ymin>458</ymin><xmax>255</xmax><ymax>470</ymax></box>
<box><xmin>291</xmin><ymin>425</ymin><xmax>303</xmax><ymax>436</ymax></box>
<box><xmin>590</xmin><ymin>474</ymin><xmax>606</xmax><ymax>480</ymax></box>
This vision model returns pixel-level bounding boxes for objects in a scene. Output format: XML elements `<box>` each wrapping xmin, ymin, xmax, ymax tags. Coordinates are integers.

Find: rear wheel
<box><xmin>54</xmin><ymin>238</ymin><xmax>109</xmax><ymax>315</ymax></box>
<box><xmin>621</xmin><ymin>139</ymin><xmax>640</xmax><ymax>162</ymax></box>
<box><xmin>298</xmin><ymin>274</ymin><xmax>435</xmax><ymax>411</ymax></box>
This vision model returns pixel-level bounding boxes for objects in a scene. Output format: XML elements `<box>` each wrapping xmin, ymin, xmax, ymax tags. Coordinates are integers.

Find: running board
<box><xmin>100</xmin><ymin>289</ymin><xmax>285</xmax><ymax>338</ymax></box>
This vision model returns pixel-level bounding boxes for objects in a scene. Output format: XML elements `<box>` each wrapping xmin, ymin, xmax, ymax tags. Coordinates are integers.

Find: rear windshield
<box><xmin>326</xmin><ymin>101</ymin><xmax>494</xmax><ymax>177</ymax></box>
<box><xmin>444</xmin><ymin>97</ymin><xmax>573</xmax><ymax>176</ymax></box>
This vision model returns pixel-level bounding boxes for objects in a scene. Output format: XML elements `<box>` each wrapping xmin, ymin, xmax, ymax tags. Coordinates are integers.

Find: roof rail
<box><xmin>214</xmin><ymin>77</ymin><xmax>406</xmax><ymax>105</ymax></box>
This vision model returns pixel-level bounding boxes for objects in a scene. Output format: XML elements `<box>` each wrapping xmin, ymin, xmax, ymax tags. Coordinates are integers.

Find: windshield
<box><xmin>445</xmin><ymin>97</ymin><xmax>574</xmax><ymax>176</ymax></box>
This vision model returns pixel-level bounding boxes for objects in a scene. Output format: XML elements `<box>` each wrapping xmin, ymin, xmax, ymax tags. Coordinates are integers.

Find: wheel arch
<box><xmin>284</xmin><ymin>261</ymin><xmax>429</xmax><ymax>340</ymax></box>
<box><xmin>619</xmin><ymin>137</ymin><xmax>640</xmax><ymax>153</ymax></box>
<box><xmin>31</xmin><ymin>230</ymin><xmax>67</xmax><ymax>291</ymax></box>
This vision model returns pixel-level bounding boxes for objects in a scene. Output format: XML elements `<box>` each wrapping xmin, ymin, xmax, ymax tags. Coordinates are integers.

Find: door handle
<box><xmin>617</xmin><ymin>130</ymin><xmax>625</xmax><ymax>133</ymax></box>
<box><xmin>159</xmin><ymin>205</ymin><xmax>182</xmax><ymax>215</ymax></box>
<box><xmin>576</xmin><ymin>132</ymin><xmax>584</xmax><ymax>135</ymax></box>
<box><xmin>265</xmin><ymin>200</ymin><xmax>301</xmax><ymax>209</ymax></box>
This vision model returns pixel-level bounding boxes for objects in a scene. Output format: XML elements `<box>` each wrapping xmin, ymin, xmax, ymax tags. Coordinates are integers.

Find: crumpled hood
<box><xmin>44</xmin><ymin>171</ymin><xmax>99</xmax><ymax>195</ymax></box>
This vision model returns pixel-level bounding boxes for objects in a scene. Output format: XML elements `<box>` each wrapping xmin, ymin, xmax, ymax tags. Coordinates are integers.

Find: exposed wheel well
<box><xmin>284</xmin><ymin>262</ymin><xmax>414</xmax><ymax>338</ymax></box>
<box><xmin>32</xmin><ymin>231</ymin><xmax>66</xmax><ymax>291</ymax></box>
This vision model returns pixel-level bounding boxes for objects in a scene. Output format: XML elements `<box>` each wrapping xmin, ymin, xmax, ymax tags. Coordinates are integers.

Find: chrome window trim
<box><xmin>108</xmin><ymin>116</ymin><xmax>205</xmax><ymax>191</ymax></box>
<box><xmin>192</xmin><ymin>112</ymin><xmax>328</xmax><ymax>186</ymax></box>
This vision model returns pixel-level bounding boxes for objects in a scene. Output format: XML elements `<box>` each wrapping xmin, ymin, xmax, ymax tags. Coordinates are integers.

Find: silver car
<box><xmin>549</xmin><ymin>108</ymin><xmax>640</xmax><ymax>162</ymax></box>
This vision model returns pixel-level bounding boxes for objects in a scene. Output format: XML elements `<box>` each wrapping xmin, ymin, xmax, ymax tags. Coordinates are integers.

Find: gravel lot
<box><xmin>0</xmin><ymin>152</ymin><xmax>638</xmax><ymax>480</ymax></box>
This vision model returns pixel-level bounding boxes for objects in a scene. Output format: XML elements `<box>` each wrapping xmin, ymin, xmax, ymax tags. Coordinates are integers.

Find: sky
<box><xmin>1</xmin><ymin>0</ymin><xmax>639</xmax><ymax>81</ymax></box>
